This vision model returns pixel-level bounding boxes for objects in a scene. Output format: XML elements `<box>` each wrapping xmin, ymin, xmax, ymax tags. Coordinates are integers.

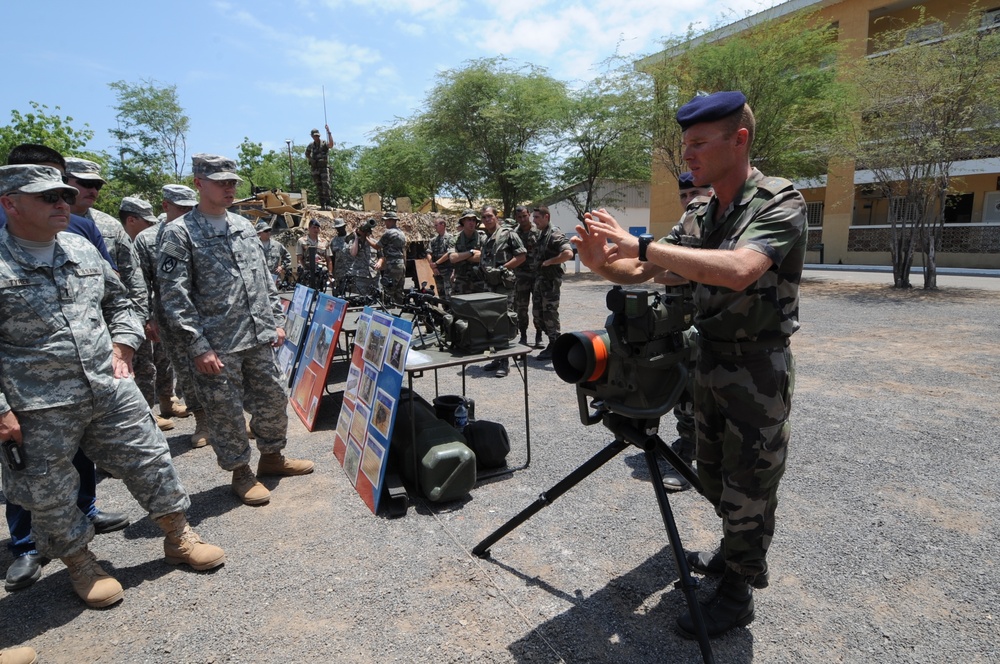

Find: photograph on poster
<box><xmin>288</xmin><ymin>313</ymin><xmax>306</xmax><ymax>347</ymax></box>
<box><xmin>371</xmin><ymin>388</ymin><xmax>395</xmax><ymax>438</ymax></box>
<box><xmin>314</xmin><ymin>325</ymin><xmax>334</xmax><ymax>365</ymax></box>
<box><xmin>344</xmin><ymin>437</ymin><xmax>363</xmax><ymax>486</ymax></box>
<box><xmin>349</xmin><ymin>402</ymin><xmax>369</xmax><ymax>444</ymax></box>
<box><xmin>364</xmin><ymin>312</ymin><xmax>392</xmax><ymax>367</ymax></box>
<box><xmin>336</xmin><ymin>407</ymin><xmax>351</xmax><ymax>444</ymax></box>
<box><xmin>358</xmin><ymin>364</ymin><xmax>378</xmax><ymax>407</ymax></box>
<box><xmin>345</xmin><ymin>364</ymin><xmax>361</xmax><ymax>402</ymax></box>
<box><xmin>354</xmin><ymin>314</ymin><xmax>370</xmax><ymax>349</ymax></box>
<box><xmin>360</xmin><ymin>435</ymin><xmax>385</xmax><ymax>486</ymax></box>
<box><xmin>385</xmin><ymin>328</ymin><xmax>411</xmax><ymax>375</ymax></box>
<box><xmin>277</xmin><ymin>345</ymin><xmax>294</xmax><ymax>378</ymax></box>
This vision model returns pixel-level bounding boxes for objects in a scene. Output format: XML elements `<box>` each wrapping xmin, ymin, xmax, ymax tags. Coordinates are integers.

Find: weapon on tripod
<box><xmin>397</xmin><ymin>284</ymin><xmax>450</xmax><ymax>349</ymax></box>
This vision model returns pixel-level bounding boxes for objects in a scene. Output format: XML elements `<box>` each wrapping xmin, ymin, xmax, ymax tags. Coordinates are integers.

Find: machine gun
<box><xmin>397</xmin><ymin>283</ymin><xmax>449</xmax><ymax>349</ymax></box>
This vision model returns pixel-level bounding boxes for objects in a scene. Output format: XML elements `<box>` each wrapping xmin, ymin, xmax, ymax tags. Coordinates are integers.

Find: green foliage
<box><xmin>0</xmin><ymin>102</ymin><xmax>96</xmax><ymax>165</ymax></box>
<box><xmin>420</xmin><ymin>57</ymin><xmax>570</xmax><ymax>216</ymax></box>
<box><xmin>646</xmin><ymin>10</ymin><xmax>846</xmax><ymax>180</ymax></box>
<box><xmin>355</xmin><ymin>123</ymin><xmax>435</xmax><ymax>208</ymax></box>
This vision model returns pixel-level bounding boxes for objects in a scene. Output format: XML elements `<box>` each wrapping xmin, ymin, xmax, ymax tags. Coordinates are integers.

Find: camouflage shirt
<box><xmin>305</xmin><ymin>141</ymin><xmax>329</xmax><ymax>168</ymax></box>
<box><xmin>296</xmin><ymin>235</ymin><xmax>331</xmax><ymax>273</ymax></box>
<box><xmin>157</xmin><ymin>208</ymin><xmax>286</xmax><ymax>358</ymax></box>
<box><xmin>341</xmin><ymin>234</ymin><xmax>377</xmax><ymax>279</ymax></box>
<box><xmin>514</xmin><ymin>225</ymin><xmax>540</xmax><ymax>278</ymax></box>
<box><xmin>534</xmin><ymin>225</ymin><xmax>573</xmax><ymax>279</ymax></box>
<box><xmin>480</xmin><ymin>226</ymin><xmax>526</xmax><ymax>270</ymax></box>
<box><xmin>376</xmin><ymin>227</ymin><xmax>407</xmax><ymax>263</ymax></box>
<box><xmin>88</xmin><ymin>208</ymin><xmax>148</xmax><ymax>322</ymax></box>
<box><xmin>0</xmin><ymin>229</ymin><xmax>143</xmax><ymax>413</ymax></box>
<box><xmin>452</xmin><ymin>229</ymin><xmax>485</xmax><ymax>281</ymax></box>
<box><xmin>663</xmin><ymin>168</ymin><xmax>807</xmax><ymax>342</ymax></box>
<box><xmin>260</xmin><ymin>239</ymin><xmax>292</xmax><ymax>276</ymax></box>
<box><xmin>427</xmin><ymin>232</ymin><xmax>454</xmax><ymax>275</ymax></box>
<box><xmin>133</xmin><ymin>224</ymin><xmax>161</xmax><ymax>321</ymax></box>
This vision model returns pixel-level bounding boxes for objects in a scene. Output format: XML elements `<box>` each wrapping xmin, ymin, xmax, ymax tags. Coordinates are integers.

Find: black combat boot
<box><xmin>534</xmin><ymin>330</ymin><xmax>544</xmax><ymax>348</ymax></box>
<box><xmin>676</xmin><ymin>569</ymin><xmax>755</xmax><ymax>639</ymax></box>
<box><xmin>519</xmin><ymin>328</ymin><xmax>528</xmax><ymax>345</ymax></box>
<box><xmin>686</xmin><ymin>541</ymin><xmax>769</xmax><ymax>588</ymax></box>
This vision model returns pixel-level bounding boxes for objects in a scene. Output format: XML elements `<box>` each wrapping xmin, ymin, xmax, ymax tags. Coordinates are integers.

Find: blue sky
<box><xmin>6</xmin><ymin>0</ymin><xmax>779</xmax><ymax>175</ymax></box>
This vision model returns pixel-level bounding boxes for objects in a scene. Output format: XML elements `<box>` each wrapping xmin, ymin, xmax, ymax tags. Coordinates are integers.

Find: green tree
<box><xmin>236</xmin><ymin>138</ymin><xmax>290</xmax><ymax>194</ymax></box>
<box><xmin>834</xmin><ymin>7</ymin><xmax>1000</xmax><ymax>289</ymax></box>
<box><xmin>644</xmin><ymin>10</ymin><xmax>846</xmax><ymax>182</ymax></box>
<box><xmin>354</xmin><ymin>123</ymin><xmax>435</xmax><ymax>208</ymax></box>
<box><xmin>554</xmin><ymin>64</ymin><xmax>654</xmax><ymax>219</ymax></box>
<box><xmin>107</xmin><ymin>79</ymin><xmax>190</xmax><ymax>200</ymax></box>
<box><xmin>0</xmin><ymin>101</ymin><xmax>96</xmax><ymax>164</ymax></box>
<box><xmin>421</xmin><ymin>58</ymin><xmax>569</xmax><ymax>216</ymax></box>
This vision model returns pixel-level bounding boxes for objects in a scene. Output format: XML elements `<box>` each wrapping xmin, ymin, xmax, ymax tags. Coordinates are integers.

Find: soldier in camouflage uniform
<box><xmin>449</xmin><ymin>209</ymin><xmax>485</xmax><ymax>295</ymax></box>
<box><xmin>425</xmin><ymin>217</ymin><xmax>453</xmax><ymax>299</ymax></box>
<box><xmin>478</xmin><ymin>205</ymin><xmax>526</xmax><ymax>377</ymax></box>
<box><xmin>329</xmin><ymin>217</ymin><xmax>348</xmax><ymax>288</ymax></box>
<box><xmin>0</xmin><ymin>165</ymin><xmax>225</xmax><ymax>609</ymax></box>
<box><xmin>512</xmin><ymin>205</ymin><xmax>541</xmax><ymax>347</ymax></box>
<box><xmin>376</xmin><ymin>211</ymin><xmax>407</xmax><ymax>303</ymax></box>
<box><xmin>341</xmin><ymin>219</ymin><xmax>379</xmax><ymax>297</ymax></box>
<box><xmin>295</xmin><ymin>218</ymin><xmax>333</xmax><ymax>291</ymax></box>
<box><xmin>529</xmin><ymin>205</ymin><xmax>573</xmax><ymax>361</ymax></box>
<box><xmin>157</xmin><ymin>154</ymin><xmax>314</xmax><ymax>507</ymax></box>
<box><xmin>305</xmin><ymin>126</ymin><xmax>334</xmax><ymax>209</ymax></box>
<box><xmin>574</xmin><ymin>92</ymin><xmax>806</xmax><ymax>638</ymax></box>
<box><xmin>256</xmin><ymin>219</ymin><xmax>291</xmax><ymax>286</ymax></box>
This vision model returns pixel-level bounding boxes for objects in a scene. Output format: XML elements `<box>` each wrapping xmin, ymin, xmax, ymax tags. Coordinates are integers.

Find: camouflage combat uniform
<box><xmin>88</xmin><ymin>208</ymin><xmax>148</xmax><ymax>323</ymax></box>
<box><xmin>157</xmin><ymin>208</ymin><xmax>290</xmax><ymax>471</ymax></box>
<box><xmin>134</xmin><ymin>223</ymin><xmax>202</xmax><ymax>412</ymax></box>
<box><xmin>0</xmin><ymin>229</ymin><xmax>190</xmax><ymax>559</ymax></box>
<box><xmin>295</xmin><ymin>235</ymin><xmax>331</xmax><ymax>290</ymax></box>
<box><xmin>479</xmin><ymin>225</ymin><xmax>525</xmax><ymax>321</ymax></box>
<box><xmin>450</xmin><ymin>229</ymin><xmax>485</xmax><ymax>295</ymax></box>
<box><xmin>329</xmin><ymin>233</ymin><xmax>346</xmax><ymax>288</ymax></box>
<box><xmin>376</xmin><ymin>226</ymin><xmax>407</xmax><ymax>303</ymax></box>
<box><xmin>340</xmin><ymin>233</ymin><xmax>379</xmax><ymax>296</ymax></box>
<box><xmin>304</xmin><ymin>141</ymin><xmax>331</xmax><ymax>207</ymax></box>
<box><xmin>260</xmin><ymin>237</ymin><xmax>291</xmax><ymax>285</ymax></box>
<box><xmin>427</xmin><ymin>231</ymin><xmax>454</xmax><ymax>299</ymax></box>
<box><xmin>531</xmin><ymin>224</ymin><xmax>572</xmax><ymax>344</ymax></box>
<box><xmin>514</xmin><ymin>224</ymin><xmax>540</xmax><ymax>339</ymax></box>
<box><xmin>662</xmin><ymin>168</ymin><xmax>807</xmax><ymax>583</ymax></box>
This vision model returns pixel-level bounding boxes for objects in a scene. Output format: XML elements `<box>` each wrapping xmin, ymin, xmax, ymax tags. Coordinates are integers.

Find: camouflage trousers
<box><xmin>0</xmin><ymin>379</ymin><xmax>190</xmax><ymax>558</ymax></box>
<box><xmin>452</xmin><ymin>274</ymin><xmax>485</xmax><ymax>296</ymax></box>
<box><xmin>133</xmin><ymin>338</ymin><xmax>175</xmax><ymax>407</ymax></box>
<box><xmin>191</xmin><ymin>342</ymin><xmax>288</xmax><ymax>471</ymax></box>
<box><xmin>530</xmin><ymin>276</ymin><xmax>563</xmax><ymax>342</ymax></box>
<box><xmin>514</xmin><ymin>276</ymin><xmax>541</xmax><ymax>335</ymax></box>
<box><xmin>694</xmin><ymin>342</ymin><xmax>793</xmax><ymax>581</ymax></box>
<box><xmin>311</xmin><ymin>167</ymin><xmax>330</xmax><ymax>205</ymax></box>
<box><xmin>432</xmin><ymin>269</ymin><xmax>453</xmax><ymax>300</ymax></box>
<box><xmin>672</xmin><ymin>328</ymin><xmax>698</xmax><ymax>460</ymax></box>
<box><xmin>381</xmin><ymin>261</ymin><xmax>406</xmax><ymax>304</ymax></box>
<box><xmin>157</xmin><ymin>322</ymin><xmax>202</xmax><ymax>413</ymax></box>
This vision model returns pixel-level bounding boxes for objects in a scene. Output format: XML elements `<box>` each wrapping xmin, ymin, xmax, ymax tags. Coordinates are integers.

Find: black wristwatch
<box><xmin>638</xmin><ymin>233</ymin><xmax>654</xmax><ymax>262</ymax></box>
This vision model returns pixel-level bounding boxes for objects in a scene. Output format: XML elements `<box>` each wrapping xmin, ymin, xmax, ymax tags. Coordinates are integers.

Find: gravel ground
<box><xmin>2</xmin><ymin>273</ymin><xmax>998</xmax><ymax>663</ymax></box>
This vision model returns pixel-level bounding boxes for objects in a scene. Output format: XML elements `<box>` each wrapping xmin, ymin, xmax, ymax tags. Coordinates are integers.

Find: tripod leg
<box><xmin>645</xmin><ymin>448</ymin><xmax>715</xmax><ymax>664</ymax></box>
<box><xmin>472</xmin><ymin>439</ymin><xmax>629</xmax><ymax>558</ymax></box>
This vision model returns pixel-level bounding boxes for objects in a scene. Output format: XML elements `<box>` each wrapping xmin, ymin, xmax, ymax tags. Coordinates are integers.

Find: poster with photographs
<box><xmin>332</xmin><ymin>307</ymin><xmax>413</xmax><ymax>514</ymax></box>
<box><xmin>290</xmin><ymin>294</ymin><xmax>348</xmax><ymax>431</ymax></box>
<box><xmin>277</xmin><ymin>284</ymin><xmax>317</xmax><ymax>387</ymax></box>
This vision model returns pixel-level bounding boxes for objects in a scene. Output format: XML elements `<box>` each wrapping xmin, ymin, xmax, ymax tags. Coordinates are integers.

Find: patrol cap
<box><xmin>64</xmin><ymin>157</ymin><xmax>106</xmax><ymax>183</ymax></box>
<box><xmin>677</xmin><ymin>172</ymin><xmax>696</xmax><ymax>190</ymax></box>
<box><xmin>675</xmin><ymin>91</ymin><xmax>747</xmax><ymax>131</ymax></box>
<box><xmin>311</xmin><ymin>128</ymin><xmax>320</xmax><ymax>136</ymax></box>
<box><xmin>458</xmin><ymin>209</ymin><xmax>478</xmax><ymax>223</ymax></box>
<box><xmin>191</xmin><ymin>153</ymin><xmax>243</xmax><ymax>182</ymax></box>
<box><xmin>382</xmin><ymin>211</ymin><xmax>398</xmax><ymax>221</ymax></box>
<box><xmin>255</xmin><ymin>220</ymin><xmax>272</xmax><ymax>233</ymax></box>
<box><xmin>162</xmin><ymin>184</ymin><xmax>198</xmax><ymax>206</ymax></box>
<box><xmin>333</xmin><ymin>217</ymin><xmax>346</xmax><ymax>228</ymax></box>
<box><xmin>120</xmin><ymin>196</ymin><xmax>159</xmax><ymax>223</ymax></box>
<box><xmin>0</xmin><ymin>164</ymin><xmax>79</xmax><ymax>196</ymax></box>
<box><xmin>308</xmin><ymin>218</ymin><xmax>321</xmax><ymax>227</ymax></box>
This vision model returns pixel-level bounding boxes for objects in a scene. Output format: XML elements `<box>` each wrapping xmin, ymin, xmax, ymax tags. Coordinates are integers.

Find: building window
<box><xmin>944</xmin><ymin>194</ymin><xmax>974</xmax><ymax>224</ymax></box>
<box><xmin>806</xmin><ymin>201</ymin><xmax>824</xmax><ymax>228</ymax></box>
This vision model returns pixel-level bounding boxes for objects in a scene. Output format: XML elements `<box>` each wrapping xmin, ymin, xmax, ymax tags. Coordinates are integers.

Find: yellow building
<box><xmin>640</xmin><ymin>0</ymin><xmax>1000</xmax><ymax>268</ymax></box>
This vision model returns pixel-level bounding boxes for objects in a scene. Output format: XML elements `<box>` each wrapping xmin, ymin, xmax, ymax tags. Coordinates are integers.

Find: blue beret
<box><xmin>676</xmin><ymin>91</ymin><xmax>747</xmax><ymax>130</ymax></box>
<box><xmin>678</xmin><ymin>172</ymin><xmax>695</xmax><ymax>190</ymax></box>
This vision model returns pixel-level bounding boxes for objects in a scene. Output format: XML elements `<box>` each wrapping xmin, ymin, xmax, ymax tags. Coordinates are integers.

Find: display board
<box><xmin>277</xmin><ymin>284</ymin><xmax>317</xmax><ymax>387</ymax></box>
<box><xmin>332</xmin><ymin>308</ymin><xmax>413</xmax><ymax>514</ymax></box>
<box><xmin>289</xmin><ymin>294</ymin><xmax>348</xmax><ymax>430</ymax></box>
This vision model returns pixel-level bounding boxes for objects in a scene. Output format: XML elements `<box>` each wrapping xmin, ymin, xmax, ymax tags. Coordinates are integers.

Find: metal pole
<box><xmin>285</xmin><ymin>139</ymin><xmax>294</xmax><ymax>191</ymax></box>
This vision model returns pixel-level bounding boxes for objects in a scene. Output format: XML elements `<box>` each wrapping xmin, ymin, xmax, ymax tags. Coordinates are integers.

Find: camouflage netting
<box><xmin>271</xmin><ymin>208</ymin><xmax>460</xmax><ymax>247</ymax></box>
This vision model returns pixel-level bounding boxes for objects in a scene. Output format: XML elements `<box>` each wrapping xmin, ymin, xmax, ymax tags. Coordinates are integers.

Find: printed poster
<box><xmin>332</xmin><ymin>307</ymin><xmax>413</xmax><ymax>514</ymax></box>
<box><xmin>277</xmin><ymin>284</ymin><xmax>317</xmax><ymax>387</ymax></box>
<box><xmin>290</xmin><ymin>294</ymin><xmax>348</xmax><ymax>431</ymax></box>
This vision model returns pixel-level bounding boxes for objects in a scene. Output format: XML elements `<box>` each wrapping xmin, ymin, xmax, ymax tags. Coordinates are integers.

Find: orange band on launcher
<box><xmin>582</xmin><ymin>330</ymin><xmax>608</xmax><ymax>382</ymax></box>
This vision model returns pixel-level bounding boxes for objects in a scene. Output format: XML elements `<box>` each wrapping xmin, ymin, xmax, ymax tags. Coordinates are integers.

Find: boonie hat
<box><xmin>458</xmin><ymin>209</ymin><xmax>478</xmax><ymax>222</ymax></box>
<box><xmin>120</xmin><ymin>196</ymin><xmax>159</xmax><ymax>224</ymax></box>
<box><xmin>333</xmin><ymin>217</ymin><xmax>346</xmax><ymax>229</ymax></box>
<box><xmin>255</xmin><ymin>220</ymin><xmax>272</xmax><ymax>233</ymax></box>
<box><xmin>64</xmin><ymin>157</ymin><xmax>107</xmax><ymax>183</ymax></box>
<box><xmin>162</xmin><ymin>184</ymin><xmax>199</xmax><ymax>206</ymax></box>
<box><xmin>191</xmin><ymin>154</ymin><xmax>243</xmax><ymax>182</ymax></box>
<box><xmin>311</xmin><ymin>128</ymin><xmax>320</xmax><ymax>136</ymax></box>
<box><xmin>382</xmin><ymin>211</ymin><xmax>398</xmax><ymax>221</ymax></box>
<box><xmin>0</xmin><ymin>164</ymin><xmax>79</xmax><ymax>196</ymax></box>
<box><xmin>676</xmin><ymin>91</ymin><xmax>747</xmax><ymax>131</ymax></box>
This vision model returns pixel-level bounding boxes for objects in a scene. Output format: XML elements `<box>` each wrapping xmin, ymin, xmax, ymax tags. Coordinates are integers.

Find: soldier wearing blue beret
<box><xmin>573</xmin><ymin>90</ymin><xmax>808</xmax><ymax>639</ymax></box>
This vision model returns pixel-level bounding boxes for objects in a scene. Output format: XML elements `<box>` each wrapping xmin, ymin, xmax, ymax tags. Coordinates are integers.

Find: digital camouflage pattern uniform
<box><xmin>451</xmin><ymin>229</ymin><xmax>485</xmax><ymax>295</ymax></box>
<box><xmin>479</xmin><ymin>225</ymin><xmax>525</xmax><ymax>322</ymax></box>
<box><xmin>663</xmin><ymin>168</ymin><xmax>807</xmax><ymax>583</ymax></box>
<box><xmin>157</xmin><ymin>208</ymin><xmax>290</xmax><ymax>471</ymax></box>
<box><xmin>340</xmin><ymin>233</ymin><xmax>379</xmax><ymax>296</ymax></box>
<box><xmin>295</xmin><ymin>235</ymin><xmax>331</xmax><ymax>290</ymax></box>
<box><xmin>304</xmin><ymin>141</ymin><xmax>331</xmax><ymax>207</ymax></box>
<box><xmin>0</xmin><ymin>229</ymin><xmax>189</xmax><ymax>559</ymax></box>
<box><xmin>88</xmin><ymin>208</ymin><xmax>148</xmax><ymax>324</ymax></box>
<box><xmin>135</xmin><ymin>223</ymin><xmax>202</xmax><ymax>412</ymax></box>
<box><xmin>514</xmin><ymin>223</ymin><xmax>540</xmax><ymax>339</ymax></box>
<box><xmin>531</xmin><ymin>224</ymin><xmax>572</xmax><ymax>344</ymax></box>
<box><xmin>427</xmin><ymin>231</ymin><xmax>454</xmax><ymax>299</ymax></box>
<box><xmin>376</xmin><ymin>226</ymin><xmax>407</xmax><ymax>303</ymax></box>
<box><xmin>329</xmin><ymin>233</ymin><xmax>346</xmax><ymax>287</ymax></box>
<box><xmin>260</xmin><ymin>238</ymin><xmax>291</xmax><ymax>285</ymax></box>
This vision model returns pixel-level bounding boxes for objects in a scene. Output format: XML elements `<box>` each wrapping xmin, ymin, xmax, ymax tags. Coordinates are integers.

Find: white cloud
<box><xmin>394</xmin><ymin>19</ymin><xmax>426</xmax><ymax>37</ymax></box>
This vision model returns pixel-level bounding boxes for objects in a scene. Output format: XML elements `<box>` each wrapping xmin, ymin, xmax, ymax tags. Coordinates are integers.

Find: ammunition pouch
<box><xmin>481</xmin><ymin>266</ymin><xmax>515</xmax><ymax>290</ymax></box>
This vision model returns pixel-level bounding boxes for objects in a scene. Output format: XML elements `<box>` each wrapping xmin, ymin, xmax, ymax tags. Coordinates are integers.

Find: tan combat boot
<box><xmin>155</xmin><ymin>512</ymin><xmax>225</xmax><ymax>571</ymax></box>
<box><xmin>257</xmin><ymin>452</ymin><xmax>314</xmax><ymax>477</ymax></box>
<box><xmin>190</xmin><ymin>409</ymin><xmax>210</xmax><ymax>449</ymax></box>
<box><xmin>0</xmin><ymin>646</ymin><xmax>38</xmax><ymax>664</ymax></box>
<box><xmin>60</xmin><ymin>546</ymin><xmax>124</xmax><ymax>608</ymax></box>
<box><xmin>156</xmin><ymin>414</ymin><xmax>175</xmax><ymax>431</ymax></box>
<box><xmin>160</xmin><ymin>396</ymin><xmax>191</xmax><ymax>418</ymax></box>
<box><xmin>232</xmin><ymin>464</ymin><xmax>270</xmax><ymax>505</ymax></box>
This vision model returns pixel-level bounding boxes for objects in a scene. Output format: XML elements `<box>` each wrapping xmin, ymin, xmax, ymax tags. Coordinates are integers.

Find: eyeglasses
<box><xmin>212</xmin><ymin>180</ymin><xmax>239</xmax><ymax>189</ymax></box>
<box><xmin>72</xmin><ymin>179</ymin><xmax>104</xmax><ymax>191</ymax></box>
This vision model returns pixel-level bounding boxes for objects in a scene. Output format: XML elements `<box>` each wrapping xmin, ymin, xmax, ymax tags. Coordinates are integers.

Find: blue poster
<box><xmin>277</xmin><ymin>284</ymin><xmax>317</xmax><ymax>386</ymax></box>
<box><xmin>289</xmin><ymin>294</ymin><xmax>348</xmax><ymax>431</ymax></box>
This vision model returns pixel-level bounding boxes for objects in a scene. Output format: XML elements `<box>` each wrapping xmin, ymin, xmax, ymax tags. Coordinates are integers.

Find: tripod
<box><xmin>471</xmin><ymin>411</ymin><xmax>715</xmax><ymax>663</ymax></box>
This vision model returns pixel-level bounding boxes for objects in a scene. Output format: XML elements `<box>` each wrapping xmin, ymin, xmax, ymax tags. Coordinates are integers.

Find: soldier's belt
<box><xmin>698</xmin><ymin>337</ymin><xmax>789</xmax><ymax>355</ymax></box>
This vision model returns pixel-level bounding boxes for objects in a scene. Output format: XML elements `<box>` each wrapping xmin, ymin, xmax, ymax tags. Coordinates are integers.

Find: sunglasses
<box><xmin>72</xmin><ymin>179</ymin><xmax>104</xmax><ymax>191</ymax></box>
<box><xmin>12</xmin><ymin>191</ymin><xmax>78</xmax><ymax>205</ymax></box>
<box><xmin>212</xmin><ymin>180</ymin><xmax>239</xmax><ymax>188</ymax></box>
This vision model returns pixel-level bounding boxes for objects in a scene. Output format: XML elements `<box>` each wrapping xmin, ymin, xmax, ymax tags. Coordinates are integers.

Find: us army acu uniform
<box><xmin>514</xmin><ymin>220</ymin><xmax>540</xmax><ymax>344</ymax></box>
<box><xmin>376</xmin><ymin>212</ymin><xmax>407</xmax><ymax>303</ymax></box>
<box><xmin>427</xmin><ymin>229</ymin><xmax>454</xmax><ymax>299</ymax></box>
<box><xmin>531</xmin><ymin>223</ymin><xmax>572</xmax><ymax>347</ymax></box>
<box><xmin>664</xmin><ymin>167</ymin><xmax>806</xmax><ymax>584</ymax></box>
<box><xmin>451</xmin><ymin>224</ymin><xmax>485</xmax><ymax>295</ymax></box>
<box><xmin>157</xmin><ymin>206</ymin><xmax>292</xmax><ymax>473</ymax></box>
<box><xmin>257</xmin><ymin>222</ymin><xmax>292</xmax><ymax>285</ymax></box>
<box><xmin>0</xmin><ymin>166</ymin><xmax>222</xmax><ymax>609</ymax></box>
